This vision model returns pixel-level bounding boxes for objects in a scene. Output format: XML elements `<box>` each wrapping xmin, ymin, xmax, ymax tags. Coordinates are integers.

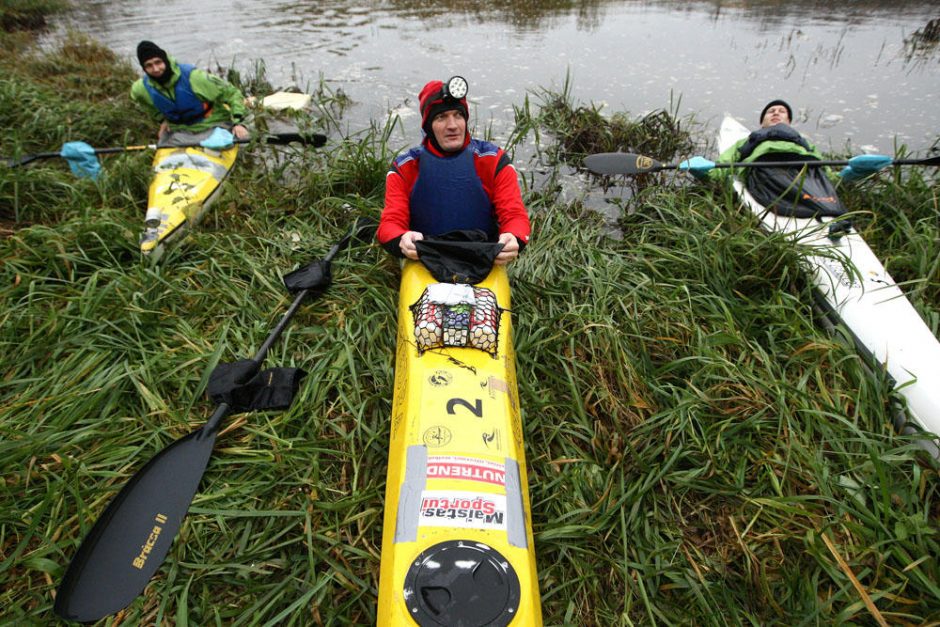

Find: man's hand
<box><xmin>158</xmin><ymin>120</ymin><xmax>169</xmax><ymax>140</ymax></box>
<box><xmin>494</xmin><ymin>232</ymin><xmax>520</xmax><ymax>265</ymax></box>
<box><xmin>400</xmin><ymin>231</ymin><xmax>424</xmax><ymax>260</ymax></box>
<box><xmin>232</xmin><ymin>124</ymin><xmax>250</xmax><ymax>140</ymax></box>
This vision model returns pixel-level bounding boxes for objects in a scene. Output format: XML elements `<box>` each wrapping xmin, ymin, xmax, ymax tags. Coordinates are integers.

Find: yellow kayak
<box><xmin>378</xmin><ymin>259</ymin><xmax>542</xmax><ymax>626</ymax></box>
<box><xmin>139</xmin><ymin>135</ymin><xmax>238</xmax><ymax>258</ymax></box>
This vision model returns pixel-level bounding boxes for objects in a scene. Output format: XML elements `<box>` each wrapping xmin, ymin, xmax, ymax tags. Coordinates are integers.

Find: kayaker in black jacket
<box><xmin>722</xmin><ymin>100</ymin><xmax>824</xmax><ymax>167</ymax></box>
<box><xmin>698</xmin><ymin>100</ymin><xmax>824</xmax><ymax>181</ymax></box>
<box><xmin>690</xmin><ymin>99</ymin><xmax>853</xmax><ymax>219</ymax></box>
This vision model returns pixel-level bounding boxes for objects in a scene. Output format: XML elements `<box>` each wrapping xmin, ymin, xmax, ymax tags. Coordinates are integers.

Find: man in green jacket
<box><xmin>130</xmin><ymin>41</ymin><xmax>249</xmax><ymax>142</ymax></box>
<box><xmin>716</xmin><ymin>100</ymin><xmax>823</xmax><ymax>167</ymax></box>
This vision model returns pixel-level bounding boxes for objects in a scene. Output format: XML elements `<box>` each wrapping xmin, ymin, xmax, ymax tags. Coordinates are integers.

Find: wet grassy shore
<box><xmin>2</xmin><ymin>12</ymin><xmax>939</xmax><ymax>626</ymax></box>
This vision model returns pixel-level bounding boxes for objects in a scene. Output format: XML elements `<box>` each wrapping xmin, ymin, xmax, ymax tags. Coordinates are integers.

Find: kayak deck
<box><xmin>378</xmin><ymin>260</ymin><xmax>542</xmax><ymax>625</ymax></box>
<box><xmin>719</xmin><ymin>115</ymin><xmax>940</xmax><ymax>454</ymax></box>
<box><xmin>139</xmin><ymin>140</ymin><xmax>238</xmax><ymax>257</ymax></box>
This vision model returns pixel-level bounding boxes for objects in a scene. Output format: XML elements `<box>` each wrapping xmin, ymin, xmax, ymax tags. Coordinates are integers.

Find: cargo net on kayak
<box><xmin>411</xmin><ymin>283</ymin><xmax>501</xmax><ymax>356</ymax></box>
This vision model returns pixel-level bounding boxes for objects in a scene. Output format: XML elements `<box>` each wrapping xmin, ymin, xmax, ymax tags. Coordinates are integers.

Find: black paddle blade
<box><xmin>54</xmin><ymin>425</ymin><xmax>220</xmax><ymax>622</ymax></box>
<box><xmin>584</xmin><ymin>152</ymin><xmax>664</xmax><ymax>176</ymax></box>
<box><xmin>263</xmin><ymin>132</ymin><xmax>327</xmax><ymax>147</ymax></box>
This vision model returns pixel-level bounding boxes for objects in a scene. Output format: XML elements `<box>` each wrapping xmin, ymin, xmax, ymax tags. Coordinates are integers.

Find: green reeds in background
<box><xmin>1</xmin><ymin>8</ymin><xmax>939</xmax><ymax>626</ymax></box>
<box><xmin>508</xmin><ymin>73</ymin><xmax>695</xmax><ymax>171</ymax></box>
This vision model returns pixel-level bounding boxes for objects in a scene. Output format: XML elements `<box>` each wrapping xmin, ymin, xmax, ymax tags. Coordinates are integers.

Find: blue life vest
<box><xmin>143</xmin><ymin>64</ymin><xmax>210</xmax><ymax>124</ymax></box>
<box><xmin>409</xmin><ymin>145</ymin><xmax>496</xmax><ymax>238</ymax></box>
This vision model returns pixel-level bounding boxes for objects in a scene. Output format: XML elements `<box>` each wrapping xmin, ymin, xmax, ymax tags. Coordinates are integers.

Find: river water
<box><xmin>51</xmin><ymin>0</ymin><xmax>939</xmax><ymax>155</ymax></box>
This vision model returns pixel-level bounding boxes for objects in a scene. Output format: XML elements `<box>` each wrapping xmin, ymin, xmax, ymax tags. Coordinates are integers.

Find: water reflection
<box><xmin>50</xmin><ymin>0</ymin><xmax>939</xmax><ymax>152</ymax></box>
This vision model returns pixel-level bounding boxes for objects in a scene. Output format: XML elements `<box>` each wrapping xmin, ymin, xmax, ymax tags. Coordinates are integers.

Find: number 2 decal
<box><xmin>447</xmin><ymin>398</ymin><xmax>483</xmax><ymax>418</ymax></box>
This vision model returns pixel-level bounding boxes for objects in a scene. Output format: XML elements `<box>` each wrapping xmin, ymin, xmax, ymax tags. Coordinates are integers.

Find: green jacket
<box><xmin>707</xmin><ymin>130</ymin><xmax>824</xmax><ymax>182</ymax></box>
<box><xmin>130</xmin><ymin>57</ymin><xmax>247</xmax><ymax>133</ymax></box>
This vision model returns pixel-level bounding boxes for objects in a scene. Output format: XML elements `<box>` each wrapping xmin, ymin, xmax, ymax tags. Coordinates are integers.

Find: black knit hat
<box><xmin>760</xmin><ymin>99</ymin><xmax>792</xmax><ymax>124</ymax></box>
<box><xmin>136</xmin><ymin>40</ymin><xmax>168</xmax><ymax>68</ymax></box>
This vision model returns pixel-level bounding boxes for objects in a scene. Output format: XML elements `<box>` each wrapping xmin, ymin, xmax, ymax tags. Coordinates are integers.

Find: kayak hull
<box><xmin>378</xmin><ymin>261</ymin><xmax>542</xmax><ymax>626</ymax></box>
<box><xmin>719</xmin><ymin>115</ymin><xmax>940</xmax><ymax>454</ymax></box>
<box><xmin>140</xmin><ymin>138</ymin><xmax>238</xmax><ymax>257</ymax></box>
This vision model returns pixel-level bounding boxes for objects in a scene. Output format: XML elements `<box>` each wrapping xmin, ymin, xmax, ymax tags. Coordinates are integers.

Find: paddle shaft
<box><xmin>684</xmin><ymin>156</ymin><xmax>938</xmax><ymax>170</ymax></box>
<box><xmin>585</xmin><ymin>151</ymin><xmax>940</xmax><ymax>176</ymax></box>
<box><xmin>201</xmin><ymin>292</ymin><xmax>304</xmax><ymax>435</ymax></box>
<box><xmin>6</xmin><ymin>131</ymin><xmax>327</xmax><ymax>167</ymax></box>
<box><xmin>197</xmin><ymin>224</ymin><xmax>357</xmax><ymax>437</ymax></box>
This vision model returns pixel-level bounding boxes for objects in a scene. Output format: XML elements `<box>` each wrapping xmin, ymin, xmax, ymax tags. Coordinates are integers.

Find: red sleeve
<box><xmin>483</xmin><ymin>151</ymin><xmax>530</xmax><ymax>244</ymax></box>
<box><xmin>377</xmin><ymin>160</ymin><xmax>417</xmax><ymax>245</ymax></box>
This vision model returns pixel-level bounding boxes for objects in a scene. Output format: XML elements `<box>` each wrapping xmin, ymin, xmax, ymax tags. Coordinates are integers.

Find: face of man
<box><xmin>142</xmin><ymin>57</ymin><xmax>167</xmax><ymax>80</ymax></box>
<box><xmin>761</xmin><ymin>104</ymin><xmax>790</xmax><ymax>127</ymax></box>
<box><xmin>431</xmin><ymin>109</ymin><xmax>467</xmax><ymax>152</ymax></box>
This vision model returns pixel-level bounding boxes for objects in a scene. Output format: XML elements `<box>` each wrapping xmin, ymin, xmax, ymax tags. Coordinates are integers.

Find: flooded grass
<box><xmin>904</xmin><ymin>17</ymin><xmax>940</xmax><ymax>62</ymax></box>
<box><xmin>0</xmin><ymin>0</ymin><xmax>67</xmax><ymax>32</ymax></box>
<box><xmin>509</xmin><ymin>75</ymin><xmax>697</xmax><ymax>200</ymax></box>
<box><xmin>510</xmin><ymin>74</ymin><xmax>695</xmax><ymax>169</ymax></box>
<box><xmin>1</xmin><ymin>22</ymin><xmax>940</xmax><ymax>627</ymax></box>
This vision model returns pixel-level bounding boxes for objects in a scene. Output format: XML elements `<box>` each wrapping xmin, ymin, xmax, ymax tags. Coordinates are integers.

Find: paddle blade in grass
<box><xmin>54</xmin><ymin>417</ymin><xmax>222</xmax><ymax>622</ymax></box>
<box><xmin>584</xmin><ymin>152</ymin><xmax>668</xmax><ymax>176</ymax></box>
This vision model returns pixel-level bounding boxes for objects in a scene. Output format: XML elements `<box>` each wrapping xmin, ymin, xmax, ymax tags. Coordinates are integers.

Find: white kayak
<box><xmin>718</xmin><ymin>115</ymin><xmax>940</xmax><ymax>456</ymax></box>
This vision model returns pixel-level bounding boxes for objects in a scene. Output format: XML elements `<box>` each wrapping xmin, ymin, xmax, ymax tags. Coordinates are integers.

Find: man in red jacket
<box><xmin>377</xmin><ymin>77</ymin><xmax>530</xmax><ymax>264</ymax></box>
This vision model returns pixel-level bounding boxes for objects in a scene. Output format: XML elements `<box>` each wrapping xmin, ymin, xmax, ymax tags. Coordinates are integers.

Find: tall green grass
<box><xmin>837</xmin><ymin>166</ymin><xmax>940</xmax><ymax>334</ymax></box>
<box><xmin>1</xmin><ymin>25</ymin><xmax>939</xmax><ymax>627</ymax></box>
<box><xmin>515</xmin><ymin>180</ymin><xmax>939</xmax><ymax>624</ymax></box>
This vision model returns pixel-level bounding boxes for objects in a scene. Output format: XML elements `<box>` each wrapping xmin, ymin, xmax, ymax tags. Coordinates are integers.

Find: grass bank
<box><xmin>1</xmin><ymin>24</ymin><xmax>939</xmax><ymax>627</ymax></box>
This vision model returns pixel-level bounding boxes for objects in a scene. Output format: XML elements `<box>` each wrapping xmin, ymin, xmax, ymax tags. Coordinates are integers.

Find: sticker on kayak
<box><xmin>419</xmin><ymin>491</ymin><xmax>507</xmax><ymax>530</ymax></box>
<box><xmin>422</xmin><ymin>426</ymin><xmax>452</xmax><ymax>448</ymax></box>
<box><xmin>816</xmin><ymin>257</ymin><xmax>856</xmax><ymax>289</ymax></box>
<box><xmin>427</xmin><ymin>456</ymin><xmax>506</xmax><ymax>486</ymax></box>
<box><xmin>412</xmin><ymin>284</ymin><xmax>501</xmax><ymax>356</ymax></box>
<box><xmin>482</xmin><ymin>429</ymin><xmax>502</xmax><ymax>452</ymax></box>
<box><xmin>428</xmin><ymin>370</ymin><xmax>453</xmax><ymax>387</ymax></box>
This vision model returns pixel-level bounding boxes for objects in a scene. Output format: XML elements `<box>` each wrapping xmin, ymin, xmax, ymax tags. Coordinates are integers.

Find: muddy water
<box><xmin>53</xmin><ymin>0</ymin><xmax>938</xmax><ymax>154</ymax></box>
